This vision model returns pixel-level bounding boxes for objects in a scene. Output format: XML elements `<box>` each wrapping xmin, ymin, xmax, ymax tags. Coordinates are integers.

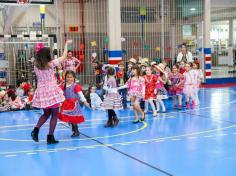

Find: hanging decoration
<box><xmin>154</xmin><ymin>57</ymin><xmax>161</xmax><ymax>63</ymax></box>
<box><xmin>104</xmin><ymin>36</ymin><xmax>109</xmax><ymax>44</ymax></box>
<box><xmin>133</xmin><ymin>41</ymin><xmax>140</xmax><ymax>48</ymax></box>
<box><xmin>140</xmin><ymin>6</ymin><xmax>147</xmax><ymax>41</ymax></box>
<box><xmin>80</xmin><ymin>44</ymin><xmax>85</xmax><ymax>49</ymax></box>
<box><xmin>155</xmin><ymin>47</ymin><xmax>161</xmax><ymax>51</ymax></box>
<box><xmin>92</xmin><ymin>52</ymin><xmax>97</xmax><ymax>58</ymax></box>
<box><xmin>121</xmin><ymin>37</ymin><xmax>126</xmax><ymax>42</ymax></box>
<box><xmin>40</xmin><ymin>5</ymin><xmax>46</xmax><ymax>34</ymax></box>
<box><xmin>67</xmin><ymin>46</ymin><xmax>72</xmax><ymax>51</ymax></box>
<box><xmin>133</xmin><ymin>53</ymin><xmax>139</xmax><ymax>59</ymax></box>
<box><xmin>144</xmin><ymin>44</ymin><xmax>150</xmax><ymax>50</ymax></box>
<box><xmin>69</xmin><ymin>26</ymin><xmax>79</xmax><ymax>33</ymax></box>
<box><xmin>91</xmin><ymin>41</ymin><xmax>97</xmax><ymax>47</ymax></box>
<box><xmin>166</xmin><ymin>47</ymin><xmax>172</xmax><ymax>51</ymax></box>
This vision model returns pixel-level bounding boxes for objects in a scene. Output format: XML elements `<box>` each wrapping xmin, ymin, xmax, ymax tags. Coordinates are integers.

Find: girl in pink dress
<box><xmin>183</xmin><ymin>63</ymin><xmax>197</xmax><ymax>109</ymax></box>
<box><xmin>144</xmin><ymin>66</ymin><xmax>158</xmax><ymax>116</ymax></box>
<box><xmin>192</xmin><ymin>62</ymin><xmax>203</xmax><ymax>105</ymax></box>
<box><xmin>119</xmin><ymin>65</ymin><xmax>145</xmax><ymax>123</ymax></box>
<box><xmin>168</xmin><ymin>64</ymin><xmax>184</xmax><ymax>109</ymax></box>
<box><xmin>31</xmin><ymin>40</ymin><xmax>72</xmax><ymax>144</ymax></box>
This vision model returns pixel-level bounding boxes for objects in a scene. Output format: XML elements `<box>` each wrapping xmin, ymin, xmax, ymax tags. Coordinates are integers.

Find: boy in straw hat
<box><xmin>127</xmin><ymin>58</ymin><xmax>137</xmax><ymax>78</ymax></box>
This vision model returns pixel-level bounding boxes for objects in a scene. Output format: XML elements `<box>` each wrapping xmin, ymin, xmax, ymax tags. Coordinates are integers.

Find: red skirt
<box><xmin>59</xmin><ymin>99</ymin><xmax>84</xmax><ymax>124</ymax></box>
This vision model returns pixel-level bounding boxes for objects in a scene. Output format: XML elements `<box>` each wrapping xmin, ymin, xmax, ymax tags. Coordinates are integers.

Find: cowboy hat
<box><xmin>154</xmin><ymin>63</ymin><xmax>166</xmax><ymax>73</ymax></box>
<box><xmin>129</xmin><ymin>58</ymin><xmax>137</xmax><ymax>64</ymax></box>
<box><xmin>150</xmin><ymin>61</ymin><xmax>157</xmax><ymax>66</ymax></box>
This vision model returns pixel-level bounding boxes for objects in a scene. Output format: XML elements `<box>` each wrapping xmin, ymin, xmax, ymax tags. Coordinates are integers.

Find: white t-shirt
<box><xmin>177</xmin><ymin>51</ymin><xmax>193</xmax><ymax>63</ymax></box>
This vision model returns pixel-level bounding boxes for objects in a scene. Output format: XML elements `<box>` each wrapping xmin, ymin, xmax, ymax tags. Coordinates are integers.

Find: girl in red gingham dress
<box><xmin>31</xmin><ymin>40</ymin><xmax>72</xmax><ymax>145</ymax></box>
<box><xmin>59</xmin><ymin>71</ymin><xmax>89</xmax><ymax>137</ymax></box>
<box><xmin>144</xmin><ymin>66</ymin><xmax>158</xmax><ymax>116</ymax></box>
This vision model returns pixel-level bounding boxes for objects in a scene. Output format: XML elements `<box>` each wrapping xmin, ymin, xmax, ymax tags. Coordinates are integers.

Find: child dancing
<box><xmin>59</xmin><ymin>71</ymin><xmax>89</xmax><ymax>137</ymax></box>
<box><xmin>31</xmin><ymin>40</ymin><xmax>72</xmax><ymax>144</ymax></box>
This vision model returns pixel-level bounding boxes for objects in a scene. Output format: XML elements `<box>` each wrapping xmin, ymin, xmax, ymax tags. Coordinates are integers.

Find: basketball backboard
<box><xmin>0</xmin><ymin>0</ymin><xmax>54</xmax><ymax>4</ymax></box>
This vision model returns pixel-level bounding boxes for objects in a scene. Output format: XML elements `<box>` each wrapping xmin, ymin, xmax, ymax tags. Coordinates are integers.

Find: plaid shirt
<box><xmin>62</xmin><ymin>57</ymin><xmax>80</xmax><ymax>72</ymax></box>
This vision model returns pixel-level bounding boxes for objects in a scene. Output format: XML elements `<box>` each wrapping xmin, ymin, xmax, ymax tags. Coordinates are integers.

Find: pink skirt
<box><xmin>32</xmin><ymin>84</ymin><xmax>65</xmax><ymax>109</ymax></box>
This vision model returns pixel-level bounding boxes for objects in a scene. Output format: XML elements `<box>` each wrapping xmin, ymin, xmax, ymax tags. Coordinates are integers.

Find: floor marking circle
<box><xmin>0</xmin><ymin>124</ymin><xmax>236</xmax><ymax>156</ymax></box>
<box><xmin>0</xmin><ymin>121</ymin><xmax>148</xmax><ymax>142</ymax></box>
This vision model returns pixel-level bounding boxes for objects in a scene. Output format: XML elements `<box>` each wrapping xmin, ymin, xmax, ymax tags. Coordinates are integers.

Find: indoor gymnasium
<box><xmin>0</xmin><ymin>0</ymin><xmax>236</xmax><ymax>175</ymax></box>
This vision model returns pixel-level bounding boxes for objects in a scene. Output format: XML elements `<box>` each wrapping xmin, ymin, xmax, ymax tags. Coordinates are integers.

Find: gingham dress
<box><xmin>101</xmin><ymin>77</ymin><xmax>123</xmax><ymax>110</ymax></box>
<box><xmin>32</xmin><ymin>59</ymin><xmax>65</xmax><ymax>108</ymax></box>
<box><xmin>127</xmin><ymin>77</ymin><xmax>145</xmax><ymax>98</ymax></box>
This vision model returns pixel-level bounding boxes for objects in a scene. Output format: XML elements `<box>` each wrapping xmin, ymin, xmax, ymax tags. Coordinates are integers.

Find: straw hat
<box><xmin>154</xmin><ymin>63</ymin><xmax>166</xmax><ymax>73</ymax></box>
<box><xmin>140</xmin><ymin>61</ymin><xmax>148</xmax><ymax>67</ymax></box>
<box><xmin>150</xmin><ymin>61</ymin><xmax>157</xmax><ymax>66</ymax></box>
<box><xmin>129</xmin><ymin>58</ymin><xmax>137</xmax><ymax>64</ymax></box>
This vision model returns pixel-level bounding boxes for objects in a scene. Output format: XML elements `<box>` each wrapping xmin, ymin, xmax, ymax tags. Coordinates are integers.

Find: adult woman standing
<box><xmin>177</xmin><ymin>44</ymin><xmax>193</xmax><ymax>63</ymax></box>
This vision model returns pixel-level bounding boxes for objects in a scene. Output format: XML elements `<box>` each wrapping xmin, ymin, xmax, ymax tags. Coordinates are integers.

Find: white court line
<box><xmin>218</xmin><ymin>134</ymin><xmax>228</xmax><ymax>136</ymax></box>
<box><xmin>203</xmin><ymin>135</ymin><xmax>213</xmax><ymax>138</ymax></box>
<box><xmin>137</xmin><ymin>141</ymin><xmax>147</xmax><ymax>144</ymax></box>
<box><xmin>171</xmin><ymin>138</ymin><xmax>181</xmax><ymax>141</ymax></box>
<box><xmin>84</xmin><ymin>146</ymin><xmax>95</xmax><ymax>149</ymax></box>
<box><xmin>26</xmin><ymin>153</ymin><xmax>37</xmax><ymax>155</ymax></box>
<box><xmin>47</xmin><ymin>150</ymin><xmax>57</xmax><ymax>153</ymax></box>
<box><xmin>187</xmin><ymin>136</ymin><xmax>198</xmax><ymax>139</ymax></box>
<box><xmin>66</xmin><ymin>149</ymin><xmax>76</xmax><ymax>151</ymax></box>
<box><xmin>5</xmin><ymin>155</ymin><xmax>17</xmax><ymax>157</ymax></box>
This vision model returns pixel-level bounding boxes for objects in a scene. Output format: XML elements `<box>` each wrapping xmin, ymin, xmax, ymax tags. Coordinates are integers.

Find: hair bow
<box><xmin>35</xmin><ymin>43</ymin><xmax>45</xmax><ymax>54</ymax></box>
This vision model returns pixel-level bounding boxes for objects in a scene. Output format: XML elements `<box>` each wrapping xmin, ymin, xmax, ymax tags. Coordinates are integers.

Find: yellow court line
<box><xmin>0</xmin><ymin>115</ymin><xmax>142</xmax><ymax>129</ymax></box>
<box><xmin>0</xmin><ymin>123</ymin><xmax>236</xmax><ymax>156</ymax></box>
<box><xmin>0</xmin><ymin>122</ymin><xmax>148</xmax><ymax>142</ymax></box>
<box><xmin>0</xmin><ymin>114</ymin><xmax>175</xmax><ymax>130</ymax></box>
<box><xmin>0</xmin><ymin>115</ymin><xmax>175</xmax><ymax>133</ymax></box>
<box><xmin>0</xmin><ymin>97</ymin><xmax>235</xmax><ymax>130</ymax></box>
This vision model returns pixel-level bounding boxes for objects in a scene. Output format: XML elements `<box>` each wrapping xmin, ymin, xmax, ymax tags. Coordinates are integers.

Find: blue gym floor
<box><xmin>1</xmin><ymin>87</ymin><xmax>236</xmax><ymax>176</ymax></box>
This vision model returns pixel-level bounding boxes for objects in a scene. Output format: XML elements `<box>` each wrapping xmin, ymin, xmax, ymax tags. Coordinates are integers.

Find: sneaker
<box><xmin>71</xmin><ymin>132</ymin><xmax>80</xmax><ymax>138</ymax></box>
<box><xmin>133</xmin><ymin>119</ymin><xmax>140</xmax><ymax>124</ymax></box>
<box><xmin>153</xmin><ymin>112</ymin><xmax>158</xmax><ymax>116</ymax></box>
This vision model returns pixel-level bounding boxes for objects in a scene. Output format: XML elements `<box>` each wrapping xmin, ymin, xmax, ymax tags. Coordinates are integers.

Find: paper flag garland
<box><xmin>140</xmin><ymin>6</ymin><xmax>147</xmax><ymax>16</ymax></box>
<box><xmin>80</xmin><ymin>44</ymin><xmax>85</xmax><ymax>49</ymax></box>
<box><xmin>92</xmin><ymin>52</ymin><xmax>97</xmax><ymax>58</ymax></box>
<box><xmin>104</xmin><ymin>36</ymin><xmax>109</xmax><ymax>44</ymax></box>
<box><xmin>133</xmin><ymin>41</ymin><xmax>140</xmax><ymax>48</ymax></box>
<box><xmin>133</xmin><ymin>53</ymin><xmax>139</xmax><ymax>59</ymax></box>
<box><xmin>166</xmin><ymin>47</ymin><xmax>172</xmax><ymax>51</ymax></box>
<box><xmin>91</xmin><ymin>41</ymin><xmax>97</xmax><ymax>47</ymax></box>
<box><xmin>144</xmin><ymin>44</ymin><xmax>150</xmax><ymax>50</ymax></box>
<box><xmin>121</xmin><ymin>37</ymin><xmax>126</xmax><ymax>42</ymax></box>
<box><xmin>68</xmin><ymin>46</ymin><xmax>72</xmax><ymax>50</ymax></box>
<box><xmin>155</xmin><ymin>47</ymin><xmax>160</xmax><ymax>51</ymax></box>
